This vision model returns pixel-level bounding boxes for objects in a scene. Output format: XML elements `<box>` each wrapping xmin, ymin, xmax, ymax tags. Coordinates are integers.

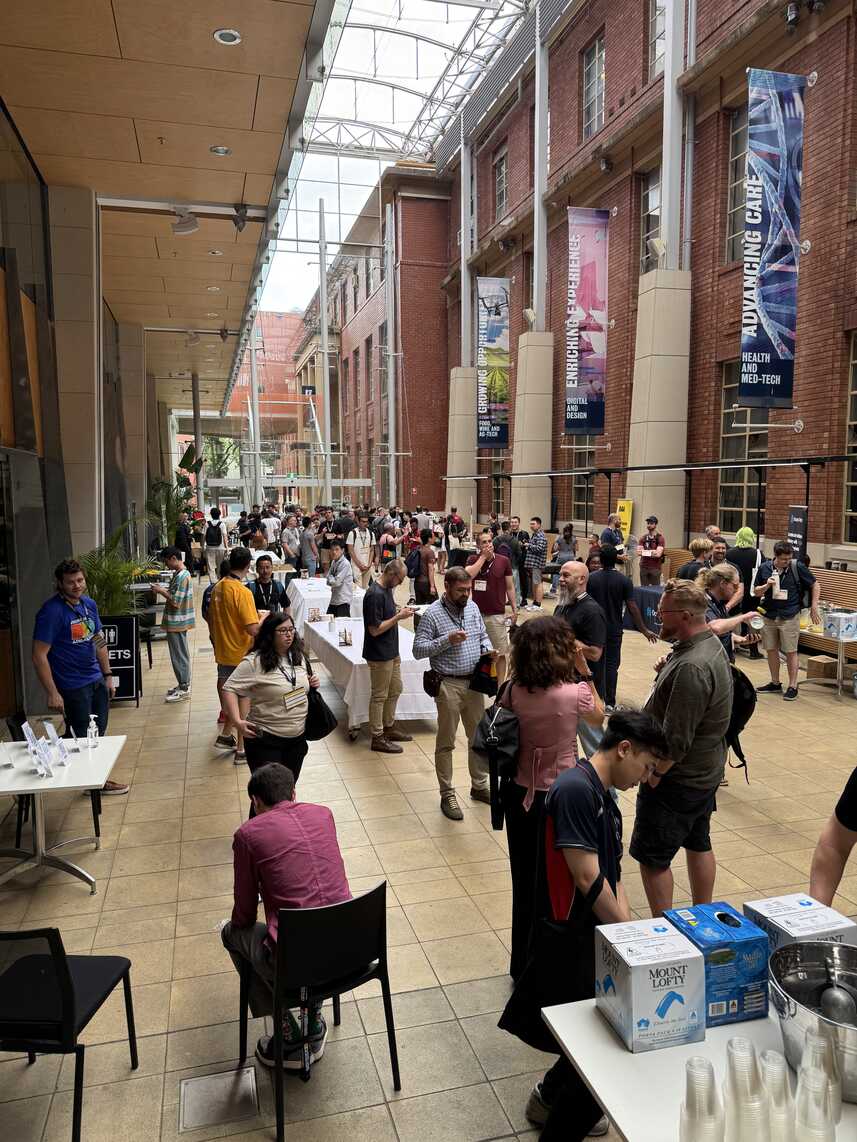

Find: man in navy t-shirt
<box><xmin>32</xmin><ymin>559</ymin><xmax>129</xmax><ymax>794</ymax></box>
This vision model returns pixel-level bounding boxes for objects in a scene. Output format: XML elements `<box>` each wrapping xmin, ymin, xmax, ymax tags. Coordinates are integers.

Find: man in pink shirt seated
<box><xmin>221</xmin><ymin>764</ymin><xmax>351</xmax><ymax>1069</ymax></box>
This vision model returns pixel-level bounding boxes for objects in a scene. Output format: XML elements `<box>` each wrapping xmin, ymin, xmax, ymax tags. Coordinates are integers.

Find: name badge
<box><xmin>474</xmin><ymin>579</ymin><xmax>488</xmax><ymax>592</ymax></box>
<box><xmin>282</xmin><ymin>686</ymin><xmax>305</xmax><ymax>712</ymax></box>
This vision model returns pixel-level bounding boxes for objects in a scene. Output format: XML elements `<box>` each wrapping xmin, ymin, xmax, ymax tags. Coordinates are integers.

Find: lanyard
<box><xmin>61</xmin><ymin>595</ymin><xmax>91</xmax><ymax>625</ymax></box>
<box><xmin>441</xmin><ymin>598</ymin><xmax>466</xmax><ymax>631</ymax></box>
<box><xmin>257</xmin><ymin>580</ymin><xmax>275</xmax><ymax>608</ymax></box>
<box><xmin>277</xmin><ymin>659</ymin><xmax>297</xmax><ymax>687</ymax></box>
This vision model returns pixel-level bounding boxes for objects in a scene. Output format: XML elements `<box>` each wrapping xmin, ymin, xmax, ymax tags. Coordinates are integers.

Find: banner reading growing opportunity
<box><xmin>739</xmin><ymin>68</ymin><xmax>806</xmax><ymax>409</ymax></box>
<box><xmin>476</xmin><ymin>276</ymin><xmax>510</xmax><ymax>448</ymax></box>
<box><xmin>565</xmin><ymin>207</ymin><xmax>609</xmax><ymax>435</ymax></box>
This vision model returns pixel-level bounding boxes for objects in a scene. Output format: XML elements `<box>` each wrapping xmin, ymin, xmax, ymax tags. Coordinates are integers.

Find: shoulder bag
<box><xmin>471</xmin><ymin>681</ymin><xmax>519</xmax><ymax>829</ymax></box>
<box><xmin>302</xmin><ymin>655</ymin><xmax>337</xmax><ymax>740</ymax></box>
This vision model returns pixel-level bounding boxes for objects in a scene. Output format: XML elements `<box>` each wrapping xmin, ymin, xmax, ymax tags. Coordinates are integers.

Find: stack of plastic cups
<box><xmin>679</xmin><ymin>1056</ymin><xmax>724</xmax><ymax>1142</ymax></box>
<box><xmin>722</xmin><ymin>1037</ymin><xmax>770</xmax><ymax>1142</ymax></box>
<box><xmin>800</xmin><ymin>1030</ymin><xmax>842</xmax><ymax>1124</ymax></box>
<box><xmin>760</xmin><ymin>1049</ymin><xmax>795</xmax><ymax>1142</ymax></box>
<box><xmin>794</xmin><ymin>1066</ymin><xmax>835</xmax><ymax>1142</ymax></box>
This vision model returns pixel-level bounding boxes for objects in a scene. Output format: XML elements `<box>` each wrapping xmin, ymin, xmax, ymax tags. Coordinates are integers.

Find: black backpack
<box><xmin>405</xmin><ymin>547</ymin><xmax>422</xmax><ymax>578</ymax></box>
<box><xmin>205</xmin><ymin>521</ymin><xmax>222</xmax><ymax>546</ymax></box>
<box><xmin>726</xmin><ymin>664</ymin><xmax>757</xmax><ymax>782</ymax></box>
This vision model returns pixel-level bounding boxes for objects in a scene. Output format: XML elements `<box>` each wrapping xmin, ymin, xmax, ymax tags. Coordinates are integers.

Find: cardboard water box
<box><xmin>743</xmin><ymin>893</ymin><xmax>857</xmax><ymax>950</ymax></box>
<box><xmin>664</xmin><ymin>902</ymin><xmax>768</xmax><ymax>1027</ymax></box>
<box><xmin>594</xmin><ymin>918</ymin><xmax>705</xmax><ymax>1052</ymax></box>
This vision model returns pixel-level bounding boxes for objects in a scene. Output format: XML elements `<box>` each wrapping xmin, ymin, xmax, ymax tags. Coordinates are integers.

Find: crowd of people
<box><xmin>24</xmin><ymin>497</ymin><xmax>857</xmax><ymax>1141</ymax></box>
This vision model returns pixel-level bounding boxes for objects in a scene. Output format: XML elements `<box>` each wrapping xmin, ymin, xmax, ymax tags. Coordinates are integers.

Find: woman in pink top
<box><xmin>500</xmin><ymin>615</ymin><xmax>604</xmax><ymax>979</ymax></box>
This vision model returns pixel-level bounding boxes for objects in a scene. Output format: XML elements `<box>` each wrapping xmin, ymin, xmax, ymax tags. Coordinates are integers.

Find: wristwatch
<box><xmin>578</xmin><ymin>672</ymin><xmax>594</xmax><ymax>682</ymax></box>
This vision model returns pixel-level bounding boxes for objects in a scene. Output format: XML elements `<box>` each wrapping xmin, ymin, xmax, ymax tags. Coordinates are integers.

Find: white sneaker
<box><xmin>165</xmin><ymin>687</ymin><xmax>190</xmax><ymax>703</ymax></box>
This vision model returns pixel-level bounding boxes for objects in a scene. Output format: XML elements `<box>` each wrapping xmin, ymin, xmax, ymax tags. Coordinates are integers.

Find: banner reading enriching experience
<box><xmin>476</xmin><ymin>276</ymin><xmax>510</xmax><ymax>448</ymax></box>
<box><xmin>565</xmin><ymin>207</ymin><xmax>609</xmax><ymax>435</ymax></box>
<box><xmin>738</xmin><ymin>68</ymin><xmax>806</xmax><ymax>409</ymax></box>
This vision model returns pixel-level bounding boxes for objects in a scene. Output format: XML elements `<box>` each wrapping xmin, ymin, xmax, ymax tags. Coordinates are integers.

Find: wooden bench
<box><xmin>798</xmin><ymin>567</ymin><xmax>857</xmax><ymax>662</ymax></box>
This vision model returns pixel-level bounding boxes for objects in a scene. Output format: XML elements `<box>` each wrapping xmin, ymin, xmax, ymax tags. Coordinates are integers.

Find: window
<box><xmin>353</xmin><ymin>348</ymin><xmax>361</xmax><ymax>405</ymax></box>
<box><xmin>718</xmin><ymin>361</ymin><xmax>768</xmax><ymax>533</ymax></box>
<box><xmin>523</xmin><ymin>252</ymin><xmax>534</xmax><ymax>309</ymax></box>
<box><xmin>844</xmin><ymin>335</ymin><xmax>857</xmax><ymax>541</ymax></box>
<box><xmin>582</xmin><ymin>35</ymin><xmax>605</xmax><ymax>140</ymax></box>
<box><xmin>640</xmin><ymin>167</ymin><xmax>661</xmax><ymax>274</ymax></box>
<box><xmin>493</xmin><ymin>146</ymin><xmax>508</xmax><ymax>220</ymax></box>
<box><xmin>339</xmin><ymin>281</ymin><xmax>347</xmax><ymax>324</ymax></box>
<box><xmin>378</xmin><ymin>322</ymin><xmax>388</xmax><ymax>400</ymax></box>
<box><xmin>648</xmin><ymin>1</ymin><xmax>665</xmax><ymax>81</ymax></box>
<box><xmin>341</xmin><ymin>357</ymin><xmax>349</xmax><ymax>412</ymax></box>
<box><xmin>725</xmin><ymin>105</ymin><xmax>749</xmax><ymax>263</ymax></box>
<box><xmin>365</xmin><ymin>334</ymin><xmax>374</xmax><ymax>402</ymax></box>
<box><xmin>352</xmin><ymin>265</ymin><xmax>359</xmax><ymax>310</ymax></box>
<box><xmin>565</xmin><ymin>436</ymin><xmax>596</xmax><ymax>523</ymax></box>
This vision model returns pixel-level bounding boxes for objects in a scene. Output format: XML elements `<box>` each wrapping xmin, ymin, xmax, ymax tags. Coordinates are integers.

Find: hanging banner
<box><xmin>738</xmin><ymin>68</ymin><xmax>806</xmax><ymax>409</ymax></box>
<box><xmin>616</xmin><ymin>499</ymin><xmax>634</xmax><ymax>543</ymax></box>
<box><xmin>476</xmin><ymin>276</ymin><xmax>510</xmax><ymax>448</ymax></box>
<box><xmin>565</xmin><ymin>207</ymin><xmax>609</xmax><ymax>435</ymax></box>
<box><xmin>787</xmin><ymin>504</ymin><xmax>808</xmax><ymax>562</ymax></box>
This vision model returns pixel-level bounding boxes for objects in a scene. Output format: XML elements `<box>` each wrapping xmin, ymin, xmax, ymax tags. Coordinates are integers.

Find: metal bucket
<box><xmin>769</xmin><ymin>940</ymin><xmax>857</xmax><ymax>1101</ymax></box>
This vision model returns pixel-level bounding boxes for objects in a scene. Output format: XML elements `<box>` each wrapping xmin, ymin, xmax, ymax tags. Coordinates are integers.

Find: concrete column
<box><xmin>624</xmin><ymin>269</ymin><xmax>692</xmax><ymax>545</ymax></box>
<box><xmin>445</xmin><ymin>366</ymin><xmax>478</xmax><ymax>519</ymax></box>
<box><xmin>49</xmin><ymin>185</ymin><xmax>100</xmax><ymax>553</ymax></box>
<box><xmin>118</xmin><ymin>323</ymin><xmax>145</xmax><ymax>535</ymax></box>
<box><xmin>510</xmin><ymin>332</ymin><xmax>554</xmax><ymax>523</ymax></box>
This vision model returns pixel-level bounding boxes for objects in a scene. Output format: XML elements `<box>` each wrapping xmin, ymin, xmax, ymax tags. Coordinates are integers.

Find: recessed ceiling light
<box><xmin>213</xmin><ymin>28</ymin><xmax>241</xmax><ymax>46</ymax></box>
<box><xmin>209</xmin><ymin>145</ymin><xmax>232</xmax><ymax>157</ymax></box>
<box><xmin>206</xmin><ymin>311</ymin><xmax>219</xmax><ymax>317</ymax></box>
<box><xmin>208</xmin><ymin>249</ymin><xmax>224</xmax><ymax>256</ymax></box>
<box><xmin>206</xmin><ymin>286</ymin><xmax>221</xmax><ymax>292</ymax></box>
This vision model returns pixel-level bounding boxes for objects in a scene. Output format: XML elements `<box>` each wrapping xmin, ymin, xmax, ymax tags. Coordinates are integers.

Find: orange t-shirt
<box><xmin>209</xmin><ymin>577</ymin><xmax>258</xmax><ymax>665</ymax></box>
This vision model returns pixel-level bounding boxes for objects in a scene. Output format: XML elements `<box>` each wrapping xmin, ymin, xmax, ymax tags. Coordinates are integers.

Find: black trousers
<box><xmin>501</xmin><ymin>781</ymin><xmax>545</xmax><ymax>981</ymax></box>
<box><xmin>326</xmin><ymin>602</ymin><xmax>350</xmax><ymax>617</ymax></box>
<box><xmin>244</xmin><ymin>732</ymin><xmax>308</xmax><ymax>817</ymax></box>
<box><xmin>603</xmin><ymin>629</ymin><xmax>623</xmax><ymax>707</ymax></box>
<box><xmin>539</xmin><ymin>1054</ymin><xmax>604</xmax><ymax>1139</ymax></box>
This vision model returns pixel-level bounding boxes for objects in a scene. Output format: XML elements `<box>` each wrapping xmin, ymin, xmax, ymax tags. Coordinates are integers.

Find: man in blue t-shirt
<box><xmin>32</xmin><ymin>559</ymin><xmax>129</xmax><ymax>794</ymax></box>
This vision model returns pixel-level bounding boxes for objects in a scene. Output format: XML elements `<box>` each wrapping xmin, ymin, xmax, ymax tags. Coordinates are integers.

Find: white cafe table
<box><xmin>286</xmin><ymin>577</ymin><xmax>365</xmax><ymax>634</ymax></box>
<box><xmin>0</xmin><ymin>735</ymin><xmax>127</xmax><ymax>894</ymax></box>
<box><xmin>542</xmin><ymin>1000</ymin><xmax>857</xmax><ymax>1141</ymax></box>
<box><xmin>302</xmin><ymin>619</ymin><xmax>436</xmax><ymax>737</ymax></box>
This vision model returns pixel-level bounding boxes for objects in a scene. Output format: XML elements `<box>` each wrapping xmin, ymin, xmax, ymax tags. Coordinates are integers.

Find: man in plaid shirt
<box><xmin>414</xmin><ymin>567</ymin><xmax>496</xmax><ymax>821</ymax></box>
<box><xmin>523</xmin><ymin>517</ymin><xmax>548</xmax><ymax>611</ymax></box>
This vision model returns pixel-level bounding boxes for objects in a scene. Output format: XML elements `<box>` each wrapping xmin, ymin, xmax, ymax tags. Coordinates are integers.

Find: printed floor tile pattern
<box><xmin>2</xmin><ymin>582</ymin><xmax>857</xmax><ymax>1141</ymax></box>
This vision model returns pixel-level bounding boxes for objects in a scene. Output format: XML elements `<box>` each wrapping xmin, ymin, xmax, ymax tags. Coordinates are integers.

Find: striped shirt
<box><xmin>162</xmin><ymin>568</ymin><xmax>195</xmax><ymax>632</ymax></box>
<box><xmin>413</xmin><ymin>596</ymin><xmax>492</xmax><ymax>676</ymax></box>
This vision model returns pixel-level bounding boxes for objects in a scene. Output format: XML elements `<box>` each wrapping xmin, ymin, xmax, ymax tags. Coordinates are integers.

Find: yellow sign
<box><xmin>616</xmin><ymin>500</ymin><xmax>634</xmax><ymax>542</ymax></box>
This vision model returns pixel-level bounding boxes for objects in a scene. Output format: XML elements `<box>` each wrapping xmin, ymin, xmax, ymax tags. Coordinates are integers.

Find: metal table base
<box><xmin>0</xmin><ymin>792</ymin><xmax>98</xmax><ymax>892</ymax></box>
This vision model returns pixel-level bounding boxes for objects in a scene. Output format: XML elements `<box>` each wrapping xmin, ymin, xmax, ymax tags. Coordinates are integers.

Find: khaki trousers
<box><xmin>352</xmin><ymin>565</ymin><xmax>373</xmax><ymax>588</ymax></box>
<box><xmin>367</xmin><ymin>657</ymin><xmax>403</xmax><ymax>738</ymax></box>
<box><xmin>434</xmin><ymin>676</ymin><xmax>488</xmax><ymax>793</ymax></box>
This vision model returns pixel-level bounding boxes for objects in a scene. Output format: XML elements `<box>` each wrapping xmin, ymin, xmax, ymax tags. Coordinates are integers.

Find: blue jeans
<box><xmin>60</xmin><ymin>679</ymin><xmax>109</xmax><ymax>737</ymax></box>
<box><xmin>303</xmin><ymin>555</ymin><xmax>317</xmax><ymax>577</ymax></box>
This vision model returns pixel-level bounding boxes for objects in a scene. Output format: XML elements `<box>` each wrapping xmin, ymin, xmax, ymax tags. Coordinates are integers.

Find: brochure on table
<box><xmin>20</xmin><ymin>719</ymin><xmax>80</xmax><ymax>776</ymax></box>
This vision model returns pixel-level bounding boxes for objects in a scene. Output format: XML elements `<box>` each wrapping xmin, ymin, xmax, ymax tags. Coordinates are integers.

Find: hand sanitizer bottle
<box><xmin>87</xmin><ymin>714</ymin><xmax>100</xmax><ymax>750</ymax></box>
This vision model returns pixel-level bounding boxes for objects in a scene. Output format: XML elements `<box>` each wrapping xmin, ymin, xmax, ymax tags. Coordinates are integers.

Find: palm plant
<box><xmin>77</xmin><ymin>525</ymin><xmax>158</xmax><ymax>616</ymax></box>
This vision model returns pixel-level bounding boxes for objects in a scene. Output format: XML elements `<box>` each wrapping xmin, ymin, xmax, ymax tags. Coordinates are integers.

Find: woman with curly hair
<box><xmin>499</xmin><ymin>614</ymin><xmax>604</xmax><ymax>979</ymax></box>
<box><xmin>221</xmin><ymin>613</ymin><xmax>321</xmax><ymax>804</ymax></box>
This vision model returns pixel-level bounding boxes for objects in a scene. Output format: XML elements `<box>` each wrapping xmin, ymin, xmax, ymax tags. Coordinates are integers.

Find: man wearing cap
<box><xmin>636</xmin><ymin>516</ymin><xmax>665</xmax><ymax>587</ymax></box>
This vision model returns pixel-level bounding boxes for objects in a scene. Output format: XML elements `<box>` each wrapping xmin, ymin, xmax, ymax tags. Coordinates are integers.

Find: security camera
<box><xmin>785</xmin><ymin>1</ymin><xmax>801</xmax><ymax>29</ymax></box>
<box><xmin>233</xmin><ymin>203</ymin><xmax>248</xmax><ymax>233</ymax></box>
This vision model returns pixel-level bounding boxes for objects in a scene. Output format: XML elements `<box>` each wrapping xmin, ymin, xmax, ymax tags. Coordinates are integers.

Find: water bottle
<box><xmin>87</xmin><ymin>713</ymin><xmax>100</xmax><ymax>750</ymax></box>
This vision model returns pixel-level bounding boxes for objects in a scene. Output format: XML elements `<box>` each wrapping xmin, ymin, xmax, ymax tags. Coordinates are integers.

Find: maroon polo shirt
<box><xmin>465</xmin><ymin>552</ymin><xmax>512</xmax><ymax>616</ymax></box>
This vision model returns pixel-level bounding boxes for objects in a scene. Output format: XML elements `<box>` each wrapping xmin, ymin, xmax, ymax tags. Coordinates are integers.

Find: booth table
<box><xmin>542</xmin><ymin>1000</ymin><xmax>857</xmax><ymax>1141</ymax></box>
<box><xmin>0</xmin><ymin>735</ymin><xmax>127</xmax><ymax>894</ymax></box>
<box><xmin>622</xmin><ymin>584</ymin><xmax>663</xmax><ymax>635</ymax></box>
<box><xmin>302</xmin><ymin>619</ymin><xmax>435</xmax><ymax>737</ymax></box>
<box><xmin>286</xmin><ymin>578</ymin><xmax>365</xmax><ymax>634</ymax></box>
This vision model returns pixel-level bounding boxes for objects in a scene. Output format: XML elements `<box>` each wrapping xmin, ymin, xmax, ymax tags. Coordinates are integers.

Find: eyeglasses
<box><xmin>657</xmin><ymin>607</ymin><xmax>688</xmax><ymax>617</ymax></box>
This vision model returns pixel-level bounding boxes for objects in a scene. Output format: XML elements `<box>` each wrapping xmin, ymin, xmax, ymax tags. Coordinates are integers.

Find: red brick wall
<box><xmin>339</xmin><ymin>276</ymin><xmax>386</xmax><ymax>502</ymax></box>
<box><xmin>696</xmin><ymin>0</ymin><xmax>769</xmax><ymax>58</ymax></box>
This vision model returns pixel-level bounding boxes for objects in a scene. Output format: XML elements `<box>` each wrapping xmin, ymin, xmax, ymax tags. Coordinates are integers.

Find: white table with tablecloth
<box><xmin>302</xmin><ymin>618</ymin><xmax>436</xmax><ymax>734</ymax></box>
<box><xmin>286</xmin><ymin>577</ymin><xmax>365</xmax><ymax>634</ymax></box>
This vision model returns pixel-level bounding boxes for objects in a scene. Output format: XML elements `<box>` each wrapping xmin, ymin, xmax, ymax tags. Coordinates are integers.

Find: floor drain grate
<box><xmin>178</xmin><ymin>1066</ymin><xmax>259</xmax><ymax>1132</ymax></box>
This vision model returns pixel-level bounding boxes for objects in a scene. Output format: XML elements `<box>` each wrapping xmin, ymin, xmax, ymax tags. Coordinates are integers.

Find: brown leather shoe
<box><xmin>371</xmin><ymin>736</ymin><xmax>403</xmax><ymax>754</ymax></box>
<box><xmin>383</xmin><ymin>727</ymin><xmax>413</xmax><ymax>743</ymax></box>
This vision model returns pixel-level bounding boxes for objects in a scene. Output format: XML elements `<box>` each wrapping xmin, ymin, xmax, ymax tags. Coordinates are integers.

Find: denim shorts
<box><xmin>217</xmin><ymin>664</ymin><xmax>236</xmax><ymax>682</ymax></box>
<box><xmin>629</xmin><ymin>779</ymin><xmax>718</xmax><ymax>869</ymax></box>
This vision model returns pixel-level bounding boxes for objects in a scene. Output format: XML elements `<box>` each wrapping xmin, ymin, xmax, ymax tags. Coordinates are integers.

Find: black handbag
<box><xmin>471</xmin><ymin>681</ymin><xmax>519</xmax><ymax>830</ymax></box>
<box><xmin>302</xmin><ymin>656</ymin><xmax>337</xmax><ymax>741</ymax></box>
<box><xmin>498</xmin><ymin>872</ymin><xmax>604</xmax><ymax>1052</ymax></box>
<box><xmin>422</xmin><ymin>668</ymin><xmax>443</xmax><ymax>699</ymax></box>
<box><xmin>469</xmin><ymin>652</ymin><xmax>499</xmax><ymax>697</ymax></box>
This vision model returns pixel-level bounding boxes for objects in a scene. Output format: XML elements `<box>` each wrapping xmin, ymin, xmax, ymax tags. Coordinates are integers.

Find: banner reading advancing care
<box><xmin>476</xmin><ymin>276</ymin><xmax>510</xmax><ymax>448</ymax></box>
<box><xmin>738</xmin><ymin>68</ymin><xmax>806</xmax><ymax>409</ymax></box>
<box><xmin>565</xmin><ymin>207</ymin><xmax>609</xmax><ymax>435</ymax></box>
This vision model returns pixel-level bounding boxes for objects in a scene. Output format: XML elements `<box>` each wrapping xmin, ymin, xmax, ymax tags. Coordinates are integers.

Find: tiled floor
<box><xmin>2</xmin><ymin>586</ymin><xmax>857</xmax><ymax>1141</ymax></box>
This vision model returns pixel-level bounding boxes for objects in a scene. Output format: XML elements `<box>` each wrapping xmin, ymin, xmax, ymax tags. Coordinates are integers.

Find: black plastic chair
<box><xmin>6</xmin><ymin>718</ymin><xmax>101</xmax><ymax>849</ymax></box>
<box><xmin>0</xmin><ymin>928</ymin><xmax>138</xmax><ymax>1142</ymax></box>
<box><xmin>238</xmin><ymin>881</ymin><xmax>401</xmax><ymax>1142</ymax></box>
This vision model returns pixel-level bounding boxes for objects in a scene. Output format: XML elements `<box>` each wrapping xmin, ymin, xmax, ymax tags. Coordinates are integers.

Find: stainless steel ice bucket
<box><xmin>769</xmin><ymin>940</ymin><xmax>857</xmax><ymax>1102</ymax></box>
